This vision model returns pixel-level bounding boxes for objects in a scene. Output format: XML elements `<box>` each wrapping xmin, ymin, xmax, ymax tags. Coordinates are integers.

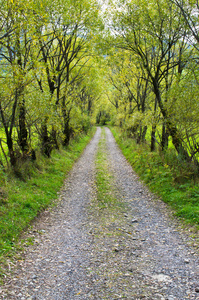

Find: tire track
<box><xmin>1</xmin><ymin>126</ymin><xmax>199</xmax><ymax>300</ymax></box>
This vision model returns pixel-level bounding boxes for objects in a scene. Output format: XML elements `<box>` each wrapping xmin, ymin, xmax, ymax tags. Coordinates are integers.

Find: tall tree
<box><xmin>34</xmin><ymin>0</ymin><xmax>102</xmax><ymax>150</ymax></box>
<box><xmin>112</xmin><ymin>0</ymin><xmax>191</xmax><ymax>159</ymax></box>
<box><xmin>0</xmin><ymin>0</ymin><xmax>37</xmax><ymax>164</ymax></box>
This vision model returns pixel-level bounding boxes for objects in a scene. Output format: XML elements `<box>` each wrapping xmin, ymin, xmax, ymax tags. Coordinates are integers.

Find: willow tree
<box><xmin>0</xmin><ymin>0</ymin><xmax>39</xmax><ymax>165</ymax></box>
<box><xmin>106</xmin><ymin>50</ymin><xmax>151</xmax><ymax>143</ymax></box>
<box><xmin>170</xmin><ymin>0</ymin><xmax>199</xmax><ymax>45</ymax></box>
<box><xmin>0</xmin><ymin>0</ymin><xmax>103</xmax><ymax>165</ymax></box>
<box><xmin>33</xmin><ymin>0</ymin><xmax>102</xmax><ymax>152</ymax></box>
<box><xmin>111</xmin><ymin>0</ymin><xmax>192</xmax><ymax>158</ymax></box>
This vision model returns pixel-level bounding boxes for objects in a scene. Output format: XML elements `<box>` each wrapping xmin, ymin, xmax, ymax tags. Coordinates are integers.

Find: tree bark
<box><xmin>63</xmin><ymin>118</ymin><xmax>70</xmax><ymax>146</ymax></box>
<box><xmin>151</xmin><ymin>124</ymin><xmax>156</xmax><ymax>152</ymax></box>
<box><xmin>18</xmin><ymin>99</ymin><xmax>28</xmax><ymax>154</ymax></box>
<box><xmin>0</xmin><ymin>101</ymin><xmax>16</xmax><ymax>166</ymax></box>
<box><xmin>152</xmin><ymin>79</ymin><xmax>190</xmax><ymax>160</ymax></box>
<box><xmin>62</xmin><ymin>97</ymin><xmax>72</xmax><ymax>146</ymax></box>
<box><xmin>41</xmin><ymin>121</ymin><xmax>51</xmax><ymax>157</ymax></box>
<box><xmin>161</xmin><ymin>123</ymin><xmax>169</xmax><ymax>150</ymax></box>
<box><xmin>141</xmin><ymin>125</ymin><xmax>147</xmax><ymax>142</ymax></box>
<box><xmin>51</xmin><ymin>126</ymin><xmax>59</xmax><ymax>150</ymax></box>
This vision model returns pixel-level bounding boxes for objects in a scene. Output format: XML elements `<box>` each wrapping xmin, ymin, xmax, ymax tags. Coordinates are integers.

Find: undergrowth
<box><xmin>0</xmin><ymin>128</ymin><xmax>95</xmax><ymax>282</ymax></box>
<box><xmin>110</xmin><ymin>127</ymin><xmax>199</xmax><ymax>229</ymax></box>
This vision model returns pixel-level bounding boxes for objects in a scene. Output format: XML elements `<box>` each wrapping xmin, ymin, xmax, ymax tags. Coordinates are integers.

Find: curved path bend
<box><xmin>1</xmin><ymin>127</ymin><xmax>199</xmax><ymax>300</ymax></box>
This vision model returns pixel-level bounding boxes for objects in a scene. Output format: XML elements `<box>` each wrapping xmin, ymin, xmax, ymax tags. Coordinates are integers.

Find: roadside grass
<box><xmin>0</xmin><ymin>128</ymin><xmax>95</xmax><ymax>282</ymax></box>
<box><xmin>110</xmin><ymin>127</ymin><xmax>199</xmax><ymax>230</ymax></box>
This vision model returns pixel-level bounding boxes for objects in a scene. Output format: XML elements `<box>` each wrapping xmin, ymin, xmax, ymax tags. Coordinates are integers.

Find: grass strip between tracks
<box><xmin>95</xmin><ymin>128</ymin><xmax>118</xmax><ymax>210</ymax></box>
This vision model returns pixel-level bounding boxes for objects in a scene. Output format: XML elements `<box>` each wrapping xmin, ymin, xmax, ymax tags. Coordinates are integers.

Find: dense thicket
<box><xmin>0</xmin><ymin>0</ymin><xmax>103</xmax><ymax>167</ymax></box>
<box><xmin>104</xmin><ymin>0</ymin><xmax>199</xmax><ymax>168</ymax></box>
<box><xmin>0</xmin><ymin>0</ymin><xmax>199</xmax><ymax>171</ymax></box>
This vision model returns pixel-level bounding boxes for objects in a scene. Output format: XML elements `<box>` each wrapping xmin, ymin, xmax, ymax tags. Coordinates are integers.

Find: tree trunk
<box><xmin>161</xmin><ymin>123</ymin><xmax>169</xmax><ymax>151</ymax></box>
<box><xmin>63</xmin><ymin>118</ymin><xmax>70</xmax><ymax>146</ymax></box>
<box><xmin>88</xmin><ymin>99</ymin><xmax>92</xmax><ymax>115</ymax></box>
<box><xmin>62</xmin><ymin>106</ymin><xmax>71</xmax><ymax>146</ymax></box>
<box><xmin>137</xmin><ymin>125</ymin><xmax>147</xmax><ymax>143</ymax></box>
<box><xmin>7</xmin><ymin>135</ymin><xmax>16</xmax><ymax>166</ymax></box>
<box><xmin>151</xmin><ymin>124</ymin><xmax>156</xmax><ymax>152</ymax></box>
<box><xmin>62</xmin><ymin>96</ymin><xmax>72</xmax><ymax>146</ymax></box>
<box><xmin>18</xmin><ymin>99</ymin><xmax>28</xmax><ymax>154</ymax></box>
<box><xmin>0</xmin><ymin>102</ymin><xmax>16</xmax><ymax>166</ymax></box>
<box><xmin>152</xmin><ymin>79</ymin><xmax>190</xmax><ymax>160</ymax></box>
<box><xmin>41</xmin><ymin>121</ymin><xmax>51</xmax><ymax>157</ymax></box>
<box><xmin>141</xmin><ymin>125</ymin><xmax>147</xmax><ymax>142</ymax></box>
<box><xmin>51</xmin><ymin>126</ymin><xmax>59</xmax><ymax>150</ymax></box>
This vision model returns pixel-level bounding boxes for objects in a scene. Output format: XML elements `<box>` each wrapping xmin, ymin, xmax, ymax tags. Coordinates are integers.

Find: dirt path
<box><xmin>1</xmin><ymin>127</ymin><xmax>199</xmax><ymax>299</ymax></box>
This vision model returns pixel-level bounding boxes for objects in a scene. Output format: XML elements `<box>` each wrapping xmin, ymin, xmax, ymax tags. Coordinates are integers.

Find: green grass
<box><xmin>93</xmin><ymin>127</ymin><xmax>126</xmax><ymax>240</ymax></box>
<box><xmin>95</xmin><ymin>128</ymin><xmax>118</xmax><ymax>209</ymax></box>
<box><xmin>0</xmin><ymin>128</ymin><xmax>95</xmax><ymax>281</ymax></box>
<box><xmin>110</xmin><ymin>126</ymin><xmax>199</xmax><ymax>229</ymax></box>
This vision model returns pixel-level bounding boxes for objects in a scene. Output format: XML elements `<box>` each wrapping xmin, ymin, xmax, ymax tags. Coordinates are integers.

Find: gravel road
<box><xmin>1</xmin><ymin>127</ymin><xmax>199</xmax><ymax>299</ymax></box>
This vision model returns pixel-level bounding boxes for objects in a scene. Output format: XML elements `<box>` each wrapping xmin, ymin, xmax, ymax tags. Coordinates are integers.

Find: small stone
<box><xmin>195</xmin><ymin>287</ymin><xmax>199</xmax><ymax>292</ymax></box>
<box><xmin>131</xmin><ymin>219</ymin><xmax>138</xmax><ymax>223</ymax></box>
<box><xmin>152</xmin><ymin>274</ymin><xmax>171</xmax><ymax>282</ymax></box>
<box><xmin>184</xmin><ymin>259</ymin><xmax>190</xmax><ymax>264</ymax></box>
<box><xmin>17</xmin><ymin>293</ymin><xmax>22</xmax><ymax>297</ymax></box>
<box><xmin>167</xmin><ymin>296</ymin><xmax>175</xmax><ymax>300</ymax></box>
<box><xmin>128</xmin><ymin>268</ymin><xmax>133</xmax><ymax>273</ymax></box>
<box><xmin>154</xmin><ymin>294</ymin><xmax>165</xmax><ymax>300</ymax></box>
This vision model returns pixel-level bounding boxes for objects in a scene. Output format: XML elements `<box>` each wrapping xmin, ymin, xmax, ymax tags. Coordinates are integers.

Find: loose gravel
<box><xmin>1</xmin><ymin>127</ymin><xmax>199</xmax><ymax>300</ymax></box>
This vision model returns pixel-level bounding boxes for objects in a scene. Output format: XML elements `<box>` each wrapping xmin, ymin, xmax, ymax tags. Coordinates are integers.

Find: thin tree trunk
<box><xmin>141</xmin><ymin>125</ymin><xmax>147</xmax><ymax>142</ymax></box>
<box><xmin>18</xmin><ymin>99</ymin><xmax>28</xmax><ymax>154</ymax></box>
<box><xmin>152</xmin><ymin>79</ymin><xmax>190</xmax><ymax>160</ymax></box>
<box><xmin>161</xmin><ymin>123</ymin><xmax>169</xmax><ymax>150</ymax></box>
<box><xmin>63</xmin><ymin>118</ymin><xmax>70</xmax><ymax>146</ymax></box>
<box><xmin>51</xmin><ymin>126</ymin><xmax>59</xmax><ymax>150</ymax></box>
<box><xmin>151</xmin><ymin>124</ymin><xmax>156</xmax><ymax>152</ymax></box>
<box><xmin>0</xmin><ymin>102</ymin><xmax>16</xmax><ymax>166</ymax></box>
<box><xmin>7</xmin><ymin>135</ymin><xmax>16</xmax><ymax>166</ymax></box>
<box><xmin>62</xmin><ymin>96</ymin><xmax>72</xmax><ymax>146</ymax></box>
<box><xmin>0</xmin><ymin>139</ymin><xmax>8</xmax><ymax>167</ymax></box>
<box><xmin>151</xmin><ymin>97</ymin><xmax>157</xmax><ymax>152</ymax></box>
<box><xmin>41</xmin><ymin>120</ymin><xmax>51</xmax><ymax>157</ymax></box>
<box><xmin>62</xmin><ymin>106</ymin><xmax>71</xmax><ymax>146</ymax></box>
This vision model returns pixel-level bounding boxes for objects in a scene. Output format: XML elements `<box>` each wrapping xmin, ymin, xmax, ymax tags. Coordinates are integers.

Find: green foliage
<box><xmin>103</xmin><ymin>0</ymin><xmax>199</xmax><ymax>161</ymax></box>
<box><xmin>166</xmin><ymin>68</ymin><xmax>199</xmax><ymax>160</ymax></box>
<box><xmin>96</xmin><ymin>110</ymin><xmax>110</xmax><ymax>125</ymax></box>
<box><xmin>0</xmin><ymin>0</ymin><xmax>104</xmax><ymax>165</ymax></box>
